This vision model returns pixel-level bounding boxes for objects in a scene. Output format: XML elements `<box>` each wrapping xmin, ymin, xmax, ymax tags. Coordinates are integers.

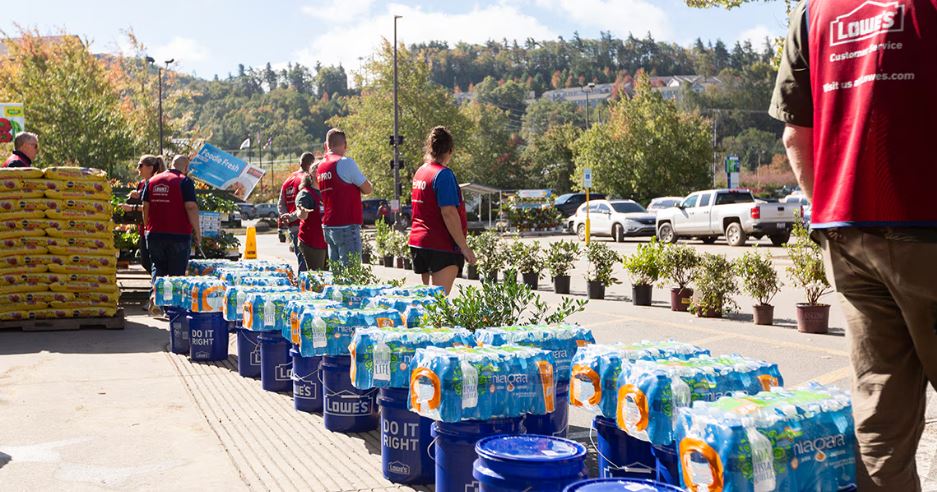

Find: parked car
<box><xmin>362</xmin><ymin>198</ymin><xmax>412</xmax><ymax>227</ymax></box>
<box><xmin>237</xmin><ymin>203</ymin><xmax>256</xmax><ymax>220</ymax></box>
<box><xmin>571</xmin><ymin>199</ymin><xmax>657</xmax><ymax>242</ymax></box>
<box><xmin>253</xmin><ymin>203</ymin><xmax>279</xmax><ymax>219</ymax></box>
<box><xmin>655</xmin><ymin>189</ymin><xmax>798</xmax><ymax>247</ymax></box>
<box><xmin>554</xmin><ymin>192</ymin><xmax>607</xmax><ymax>218</ymax></box>
<box><xmin>646</xmin><ymin>196</ymin><xmax>684</xmax><ymax>214</ymax></box>
<box><xmin>781</xmin><ymin>193</ymin><xmax>812</xmax><ymax>224</ymax></box>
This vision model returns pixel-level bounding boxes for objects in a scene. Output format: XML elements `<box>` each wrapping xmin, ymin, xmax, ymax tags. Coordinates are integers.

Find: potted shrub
<box><xmin>361</xmin><ymin>238</ymin><xmax>374</xmax><ymax>265</ymax></box>
<box><xmin>514</xmin><ymin>241</ymin><xmax>543</xmax><ymax>290</ymax></box>
<box><xmin>466</xmin><ymin>234</ymin><xmax>481</xmax><ymax>280</ymax></box>
<box><xmin>474</xmin><ymin>231</ymin><xmax>503</xmax><ymax>283</ymax></box>
<box><xmin>374</xmin><ymin>219</ymin><xmax>394</xmax><ymax>267</ymax></box>
<box><xmin>546</xmin><ymin>240</ymin><xmax>580</xmax><ymax>294</ymax></box>
<box><xmin>785</xmin><ymin>221</ymin><xmax>831</xmax><ymax>334</ymax></box>
<box><xmin>690</xmin><ymin>253</ymin><xmax>738</xmax><ymax>318</ymax></box>
<box><xmin>585</xmin><ymin>242</ymin><xmax>620</xmax><ymax>300</ymax></box>
<box><xmin>661</xmin><ymin>244</ymin><xmax>700</xmax><ymax>312</ymax></box>
<box><xmin>391</xmin><ymin>231</ymin><xmax>410</xmax><ymax>269</ymax></box>
<box><xmin>735</xmin><ymin>249</ymin><xmax>782</xmax><ymax>326</ymax></box>
<box><xmin>622</xmin><ymin>240</ymin><xmax>664</xmax><ymax>306</ymax></box>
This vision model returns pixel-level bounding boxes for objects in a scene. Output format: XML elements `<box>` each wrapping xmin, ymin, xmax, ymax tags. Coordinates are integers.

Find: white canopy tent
<box><xmin>459</xmin><ymin>183</ymin><xmax>501</xmax><ymax>228</ymax></box>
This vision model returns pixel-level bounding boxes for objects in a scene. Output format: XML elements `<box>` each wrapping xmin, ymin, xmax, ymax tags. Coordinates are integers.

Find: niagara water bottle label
<box><xmin>461</xmin><ymin>361</ymin><xmax>478</xmax><ymax>409</ymax></box>
<box><xmin>163</xmin><ymin>281</ymin><xmax>173</xmax><ymax>302</ymax></box>
<box><xmin>671</xmin><ymin>377</ymin><xmax>692</xmax><ymax>417</ymax></box>
<box><xmin>312</xmin><ymin>315</ymin><xmax>327</xmax><ymax>348</ymax></box>
<box><xmin>236</xmin><ymin>291</ymin><xmax>247</xmax><ymax>315</ymax></box>
<box><xmin>264</xmin><ymin>299</ymin><xmax>275</xmax><ymax>327</ymax></box>
<box><xmin>747</xmin><ymin>427</ymin><xmax>777</xmax><ymax>492</ymax></box>
<box><xmin>374</xmin><ymin>343</ymin><xmax>391</xmax><ymax>381</ymax></box>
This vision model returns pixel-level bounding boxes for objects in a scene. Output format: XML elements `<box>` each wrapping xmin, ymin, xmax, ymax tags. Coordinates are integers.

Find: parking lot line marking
<box><xmin>689</xmin><ymin>334</ymin><xmax>738</xmax><ymax>345</ymax></box>
<box><xmin>581</xmin><ymin>318</ymin><xmax>633</xmax><ymax>329</ymax></box>
<box><xmin>808</xmin><ymin>365</ymin><xmax>853</xmax><ymax>385</ymax></box>
<box><xmin>604</xmin><ymin>313</ymin><xmax>850</xmax><ymax>358</ymax></box>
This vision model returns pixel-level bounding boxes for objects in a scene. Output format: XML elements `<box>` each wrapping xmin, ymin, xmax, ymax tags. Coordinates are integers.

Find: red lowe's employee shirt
<box><xmin>143</xmin><ymin>169</ymin><xmax>196</xmax><ymax>237</ymax></box>
<box><xmin>315</xmin><ymin>153</ymin><xmax>362</xmax><ymax>227</ymax></box>
<box><xmin>409</xmin><ymin>162</ymin><xmax>467</xmax><ymax>253</ymax></box>
<box><xmin>779</xmin><ymin>0</ymin><xmax>937</xmax><ymax>228</ymax></box>
<box><xmin>297</xmin><ymin>186</ymin><xmax>327</xmax><ymax>249</ymax></box>
<box><xmin>280</xmin><ymin>170</ymin><xmax>305</xmax><ymax>227</ymax></box>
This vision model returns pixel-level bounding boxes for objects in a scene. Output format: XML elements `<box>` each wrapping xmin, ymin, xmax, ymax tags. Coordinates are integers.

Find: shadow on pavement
<box><xmin>0</xmin><ymin>451</ymin><xmax>10</xmax><ymax>469</ymax></box>
<box><xmin>0</xmin><ymin>307</ymin><xmax>171</xmax><ymax>356</ymax></box>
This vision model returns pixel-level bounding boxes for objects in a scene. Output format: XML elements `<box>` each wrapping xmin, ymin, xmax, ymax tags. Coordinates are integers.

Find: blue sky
<box><xmin>3</xmin><ymin>0</ymin><xmax>790</xmax><ymax>79</ymax></box>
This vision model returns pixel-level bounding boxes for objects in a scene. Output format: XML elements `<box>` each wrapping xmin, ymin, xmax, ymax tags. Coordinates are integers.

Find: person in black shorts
<box><xmin>407</xmin><ymin>127</ymin><xmax>476</xmax><ymax>294</ymax></box>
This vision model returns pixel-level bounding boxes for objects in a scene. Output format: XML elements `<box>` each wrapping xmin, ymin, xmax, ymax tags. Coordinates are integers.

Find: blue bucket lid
<box><xmin>475</xmin><ymin>435</ymin><xmax>586</xmax><ymax>481</ymax></box>
<box><xmin>563</xmin><ymin>478</ymin><xmax>684</xmax><ymax>492</ymax></box>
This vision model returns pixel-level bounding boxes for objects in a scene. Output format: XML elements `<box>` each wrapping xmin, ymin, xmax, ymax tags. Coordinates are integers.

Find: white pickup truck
<box><xmin>655</xmin><ymin>189</ymin><xmax>798</xmax><ymax>246</ymax></box>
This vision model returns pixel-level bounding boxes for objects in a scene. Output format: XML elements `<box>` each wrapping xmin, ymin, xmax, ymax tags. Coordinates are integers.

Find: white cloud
<box><xmin>293</xmin><ymin>3</ymin><xmax>556</xmax><ymax>74</ymax></box>
<box><xmin>302</xmin><ymin>0</ymin><xmax>377</xmax><ymax>24</ymax></box>
<box><xmin>537</xmin><ymin>0</ymin><xmax>671</xmax><ymax>39</ymax></box>
<box><xmin>152</xmin><ymin>37</ymin><xmax>210</xmax><ymax>67</ymax></box>
<box><xmin>738</xmin><ymin>25</ymin><xmax>777</xmax><ymax>47</ymax></box>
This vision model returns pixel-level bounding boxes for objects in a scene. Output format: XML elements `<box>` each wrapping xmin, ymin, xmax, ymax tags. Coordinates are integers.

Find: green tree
<box><xmin>473</xmin><ymin>76</ymin><xmax>527</xmax><ymax>131</ymax></box>
<box><xmin>459</xmin><ymin>101</ymin><xmax>522</xmax><ymax>189</ymax></box>
<box><xmin>573</xmin><ymin>74</ymin><xmax>711</xmax><ymax>203</ymax></box>
<box><xmin>521</xmin><ymin>99</ymin><xmax>584</xmax><ymax>140</ymax></box>
<box><xmin>329</xmin><ymin>41</ymin><xmax>469</xmax><ymax>198</ymax></box>
<box><xmin>314</xmin><ymin>64</ymin><xmax>348</xmax><ymax>98</ymax></box>
<box><xmin>721</xmin><ymin>128</ymin><xmax>783</xmax><ymax>170</ymax></box>
<box><xmin>520</xmin><ymin>123</ymin><xmax>581</xmax><ymax>192</ymax></box>
<box><xmin>0</xmin><ymin>31</ymin><xmax>137</xmax><ymax>177</ymax></box>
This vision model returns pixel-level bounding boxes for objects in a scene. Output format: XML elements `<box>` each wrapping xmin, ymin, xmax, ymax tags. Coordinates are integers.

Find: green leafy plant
<box><xmin>690</xmin><ymin>253</ymin><xmax>739</xmax><ymax>316</ymax></box>
<box><xmin>196</xmin><ymin>191</ymin><xmax>238</xmax><ymax>213</ymax></box>
<box><xmin>585</xmin><ymin>241</ymin><xmax>620</xmax><ymax>286</ymax></box>
<box><xmin>374</xmin><ymin>218</ymin><xmax>393</xmax><ymax>257</ymax></box>
<box><xmin>421</xmin><ymin>274</ymin><xmax>588</xmax><ymax>332</ymax></box>
<box><xmin>512</xmin><ymin>241</ymin><xmax>543</xmax><ymax>275</ymax></box>
<box><xmin>391</xmin><ymin>230</ymin><xmax>411</xmax><ymax>259</ymax></box>
<box><xmin>200</xmin><ymin>231</ymin><xmax>241</xmax><ymax>259</ymax></box>
<box><xmin>661</xmin><ymin>243</ymin><xmax>701</xmax><ymax>290</ymax></box>
<box><xmin>622</xmin><ymin>239</ymin><xmax>664</xmax><ymax>286</ymax></box>
<box><xmin>328</xmin><ymin>257</ymin><xmax>379</xmax><ymax>285</ymax></box>
<box><xmin>735</xmin><ymin>249</ymin><xmax>782</xmax><ymax>306</ymax></box>
<box><xmin>545</xmin><ymin>240</ymin><xmax>580</xmax><ymax>278</ymax></box>
<box><xmin>785</xmin><ymin>219</ymin><xmax>830</xmax><ymax>305</ymax></box>
<box><xmin>470</xmin><ymin>231</ymin><xmax>505</xmax><ymax>279</ymax></box>
<box><xmin>113</xmin><ymin>228</ymin><xmax>139</xmax><ymax>251</ymax></box>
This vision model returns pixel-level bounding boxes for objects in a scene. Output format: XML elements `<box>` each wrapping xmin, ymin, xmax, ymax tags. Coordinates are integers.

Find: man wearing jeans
<box><xmin>143</xmin><ymin>155</ymin><xmax>201</xmax><ymax>315</ymax></box>
<box><xmin>771</xmin><ymin>1</ymin><xmax>937</xmax><ymax>489</ymax></box>
<box><xmin>315</xmin><ymin>129</ymin><xmax>372</xmax><ymax>265</ymax></box>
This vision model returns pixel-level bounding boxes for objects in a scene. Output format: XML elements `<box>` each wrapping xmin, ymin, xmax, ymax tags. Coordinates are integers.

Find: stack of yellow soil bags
<box><xmin>0</xmin><ymin>167</ymin><xmax>118</xmax><ymax>321</ymax></box>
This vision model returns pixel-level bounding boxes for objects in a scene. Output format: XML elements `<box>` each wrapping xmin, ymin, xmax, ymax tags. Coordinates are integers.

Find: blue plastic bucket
<box><xmin>378</xmin><ymin>387</ymin><xmax>434</xmax><ymax>484</ymax></box>
<box><xmin>651</xmin><ymin>444</ymin><xmax>679</xmax><ymax>486</ymax></box>
<box><xmin>322</xmin><ymin>355</ymin><xmax>378</xmax><ymax>433</ymax></box>
<box><xmin>593</xmin><ymin>416</ymin><xmax>656</xmax><ymax>479</ymax></box>
<box><xmin>432</xmin><ymin>418</ymin><xmax>524</xmax><ymax>492</ymax></box>
<box><xmin>167</xmin><ymin>307</ymin><xmax>189</xmax><ymax>354</ymax></box>
<box><xmin>473</xmin><ymin>435</ymin><xmax>587</xmax><ymax>492</ymax></box>
<box><xmin>291</xmin><ymin>348</ymin><xmax>323</xmax><ymax>413</ymax></box>
<box><xmin>187</xmin><ymin>312</ymin><xmax>228</xmax><ymax>362</ymax></box>
<box><xmin>236</xmin><ymin>328</ymin><xmax>261</xmax><ymax>378</ymax></box>
<box><xmin>259</xmin><ymin>331</ymin><xmax>292</xmax><ymax>392</ymax></box>
<box><xmin>563</xmin><ymin>478</ymin><xmax>684</xmax><ymax>491</ymax></box>
<box><xmin>523</xmin><ymin>381</ymin><xmax>570</xmax><ymax>437</ymax></box>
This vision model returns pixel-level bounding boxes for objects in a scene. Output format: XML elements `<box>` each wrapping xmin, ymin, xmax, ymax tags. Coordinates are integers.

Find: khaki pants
<box><xmin>820</xmin><ymin>229</ymin><xmax>937</xmax><ymax>491</ymax></box>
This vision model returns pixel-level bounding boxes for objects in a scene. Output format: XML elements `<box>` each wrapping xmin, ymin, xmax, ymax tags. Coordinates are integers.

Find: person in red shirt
<box><xmin>278</xmin><ymin>152</ymin><xmax>316</xmax><ymax>272</ymax></box>
<box><xmin>772</xmin><ymin>1</ymin><xmax>937</xmax><ymax>489</ymax></box>
<box><xmin>120</xmin><ymin>155</ymin><xmax>165</xmax><ymax>274</ymax></box>
<box><xmin>280</xmin><ymin>170</ymin><xmax>327</xmax><ymax>271</ymax></box>
<box><xmin>3</xmin><ymin>132</ymin><xmax>38</xmax><ymax>168</ymax></box>
<box><xmin>408</xmin><ymin>126</ymin><xmax>476</xmax><ymax>294</ymax></box>
<box><xmin>315</xmin><ymin>129</ymin><xmax>373</xmax><ymax>265</ymax></box>
<box><xmin>143</xmin><ymin>155</ymin><xmax>201</xmax><ymax>314</ymax></box>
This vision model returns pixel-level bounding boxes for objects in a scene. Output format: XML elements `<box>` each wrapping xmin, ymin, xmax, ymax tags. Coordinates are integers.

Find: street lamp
<box><xmin>392</xmin><ymin>15</ymin><xmax>402</xmax><ymax>228</ymax></box>
<box><xmin>158</xmin><ymin>58</ymin><xmax>174</xmax><ymax>156</ymax></box>
<box><xmin>582</xmin><ymin>82</ymin><xmax>596</xmax><ymax>128</ymax></box>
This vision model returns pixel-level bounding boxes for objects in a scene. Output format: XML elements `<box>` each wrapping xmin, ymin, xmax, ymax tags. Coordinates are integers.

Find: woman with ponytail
<box><xmin>121</xmin><ymin>155</ymin><xmax>165</xmax><ymax>275</ymax></box>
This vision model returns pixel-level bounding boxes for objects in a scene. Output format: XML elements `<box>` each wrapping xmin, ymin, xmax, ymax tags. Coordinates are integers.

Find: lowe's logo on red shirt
<box><xmin>153</xmin><ymin>184</ymin><xmax>170</xmax><ymax>195</ymax></box>
<box><xmin>830</xmin><ymin>1</ymin><xmax>904</xmax><ymax>46</ymax></box>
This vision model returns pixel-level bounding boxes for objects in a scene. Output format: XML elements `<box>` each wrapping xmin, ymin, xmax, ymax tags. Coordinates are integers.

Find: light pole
<box><xmin>582</xmin><ymin>82</ymin><xmax>595</xmax><ymax>128</ymax></box>
<box><xmin>392</xmin><ymin>15</ymin><xmax>402</xmax><ymax>227</ymax></box>
<box><xmin>158</xmin><ymin>58</ymin><xmax>174</xmax><ymax>156</ymax></box>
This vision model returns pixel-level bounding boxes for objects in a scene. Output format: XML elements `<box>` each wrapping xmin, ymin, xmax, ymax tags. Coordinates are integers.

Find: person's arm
<box><xmin>141</xmin><ymin>182</ymin><xmax>151</xmax><ymax>227</ymax></box>
<box><xmin>359</xmin><ymin>180</ymin><xmax>373</xmax><ymax>195</ymax></box>
<box><xmin>433</xmin><ymin>168</ymin><xmax>475</xmax><ymax>264</ymax></box>
<box><xmin>181</xmin><ymin>179</ymin><xmax>201</xmax><ymax>245</ymax></box>
<box><xmin>277</xmin><ymin>180</ymin><xmax>290</xmax><ymax>215</ymax></box>
<box><xmin>337</xmin><ymin>157</ymin><xmax>373</xmax><ymax>195</ymax></box>
<box><xmin>441</xmin><ymin>206</ymin><xmax>475</xmax><ymax>264</ymax></box>
<box><xmin>782</xmin><ymin>124</ymin><xmax>814</xmax><ymax>200</ymax></box>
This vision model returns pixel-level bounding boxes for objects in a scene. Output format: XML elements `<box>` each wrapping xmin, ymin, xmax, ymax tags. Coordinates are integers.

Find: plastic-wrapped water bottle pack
<box><xmin>154</xmin><ymin>276</ymin><xmax>218</xmax><ymax>309</ymax></box>
<box><xmin>349</xmin><ymin>326</ymin><xmax>474</xmax><ymax>390</ymax></box>
<box><xmin>322</xmin><ymin>284</ymin><xmax>394</xmax><ymax>308</ymax></box>
<box><xmin>237</xmin><ymin>259</ymin><xmax>294</xmax><ymax>276</ymax></box>
<box><xmin>475</xmin><ymin>323</ymin><xmax>595</xmax><ymax>383</ymax></box>
<box><xmin>675</xmin><ymin>384</ymin><xmax>855</xmax><ymax>492</ymax></box>
<box><xmin>222</xmin><ymin>285</ymin><xmax>299</xmax><ymax>322</ymax></box>
<box><xmin>616</xmin><ymin>355</ymin><xmax>784</xmax><ymax>446</ymax></box>
<box><xmin>285</xmin><ymin>298</ymin><xmax>343</xmax><ymax>344</ymax></box>
<box><xmin>297</xmin><ymin>307</ymin><xmax>402</xmax><ymax>357</ymax></box>
<box><xmin>384</xmin><ymin>285</ymin><xmax>445</xmax><ymax>298</ymax></box>
<box><xmin>365</xmin><ymin>295</ymin><xmax>438</xmax><ymax>327</ymax></box>
<box><xmin>186</xmin><ymin>259</ymin><xmax>236</xmax><ymax>276</ymax></box>
<box><xmin>297</xmin><ymin>271</ymin><xmax>334</xmax><ymax>293</ymax></box>
<box><xmin>408</xmin><ymin>345</ymin><xmax>557</xmax><ymax>422</ymax></box>
<box><xmin>242</xmin><ymin>291</ymin><xmax>325</xmax><ymax>332</ymax></box>
<box><xmin>570</xmin><ymin>341</ymin><xmax>711</xmax><ymax>419</ymax></box>
<box><xmin>187</xmin><ymin>277</ymin><xmax>228</xmax><ymax>313</ymax></box>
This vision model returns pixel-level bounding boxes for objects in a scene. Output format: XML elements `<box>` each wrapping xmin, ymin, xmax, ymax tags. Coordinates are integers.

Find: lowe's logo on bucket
<box><xmin>326</xmin><ymin>391</ymin><xmax>372</xmax><ymax>415</ymax></box>
<box><xmin>387</xmin><ymin>461</ymin><xmax>411</xmax><ymax>475</ymax></box>
<box><xmin>276</xmin><ymin>363</ymin><xmax>292</xmax><ymax>381</ymax></box>
<box><xmin>294</xmin><ymin>382</ymin><xmax>317</xmax><ymax>399</ymax></box>
<box><xmin>464</xmin><ymin>481</ymin><xmax>480</xmax><ymax>492</ymax></box>
<box><xmin>250</xmin><ymin>347</ymin><xmax>261</xmax><ymax>365</ymax></box>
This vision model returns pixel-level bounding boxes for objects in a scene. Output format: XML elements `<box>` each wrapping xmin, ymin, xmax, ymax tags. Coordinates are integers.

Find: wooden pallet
<box><xmin>0</xmin><ymin>308</ymin><xmax>125</xmax><ymax>332</ymax></box>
